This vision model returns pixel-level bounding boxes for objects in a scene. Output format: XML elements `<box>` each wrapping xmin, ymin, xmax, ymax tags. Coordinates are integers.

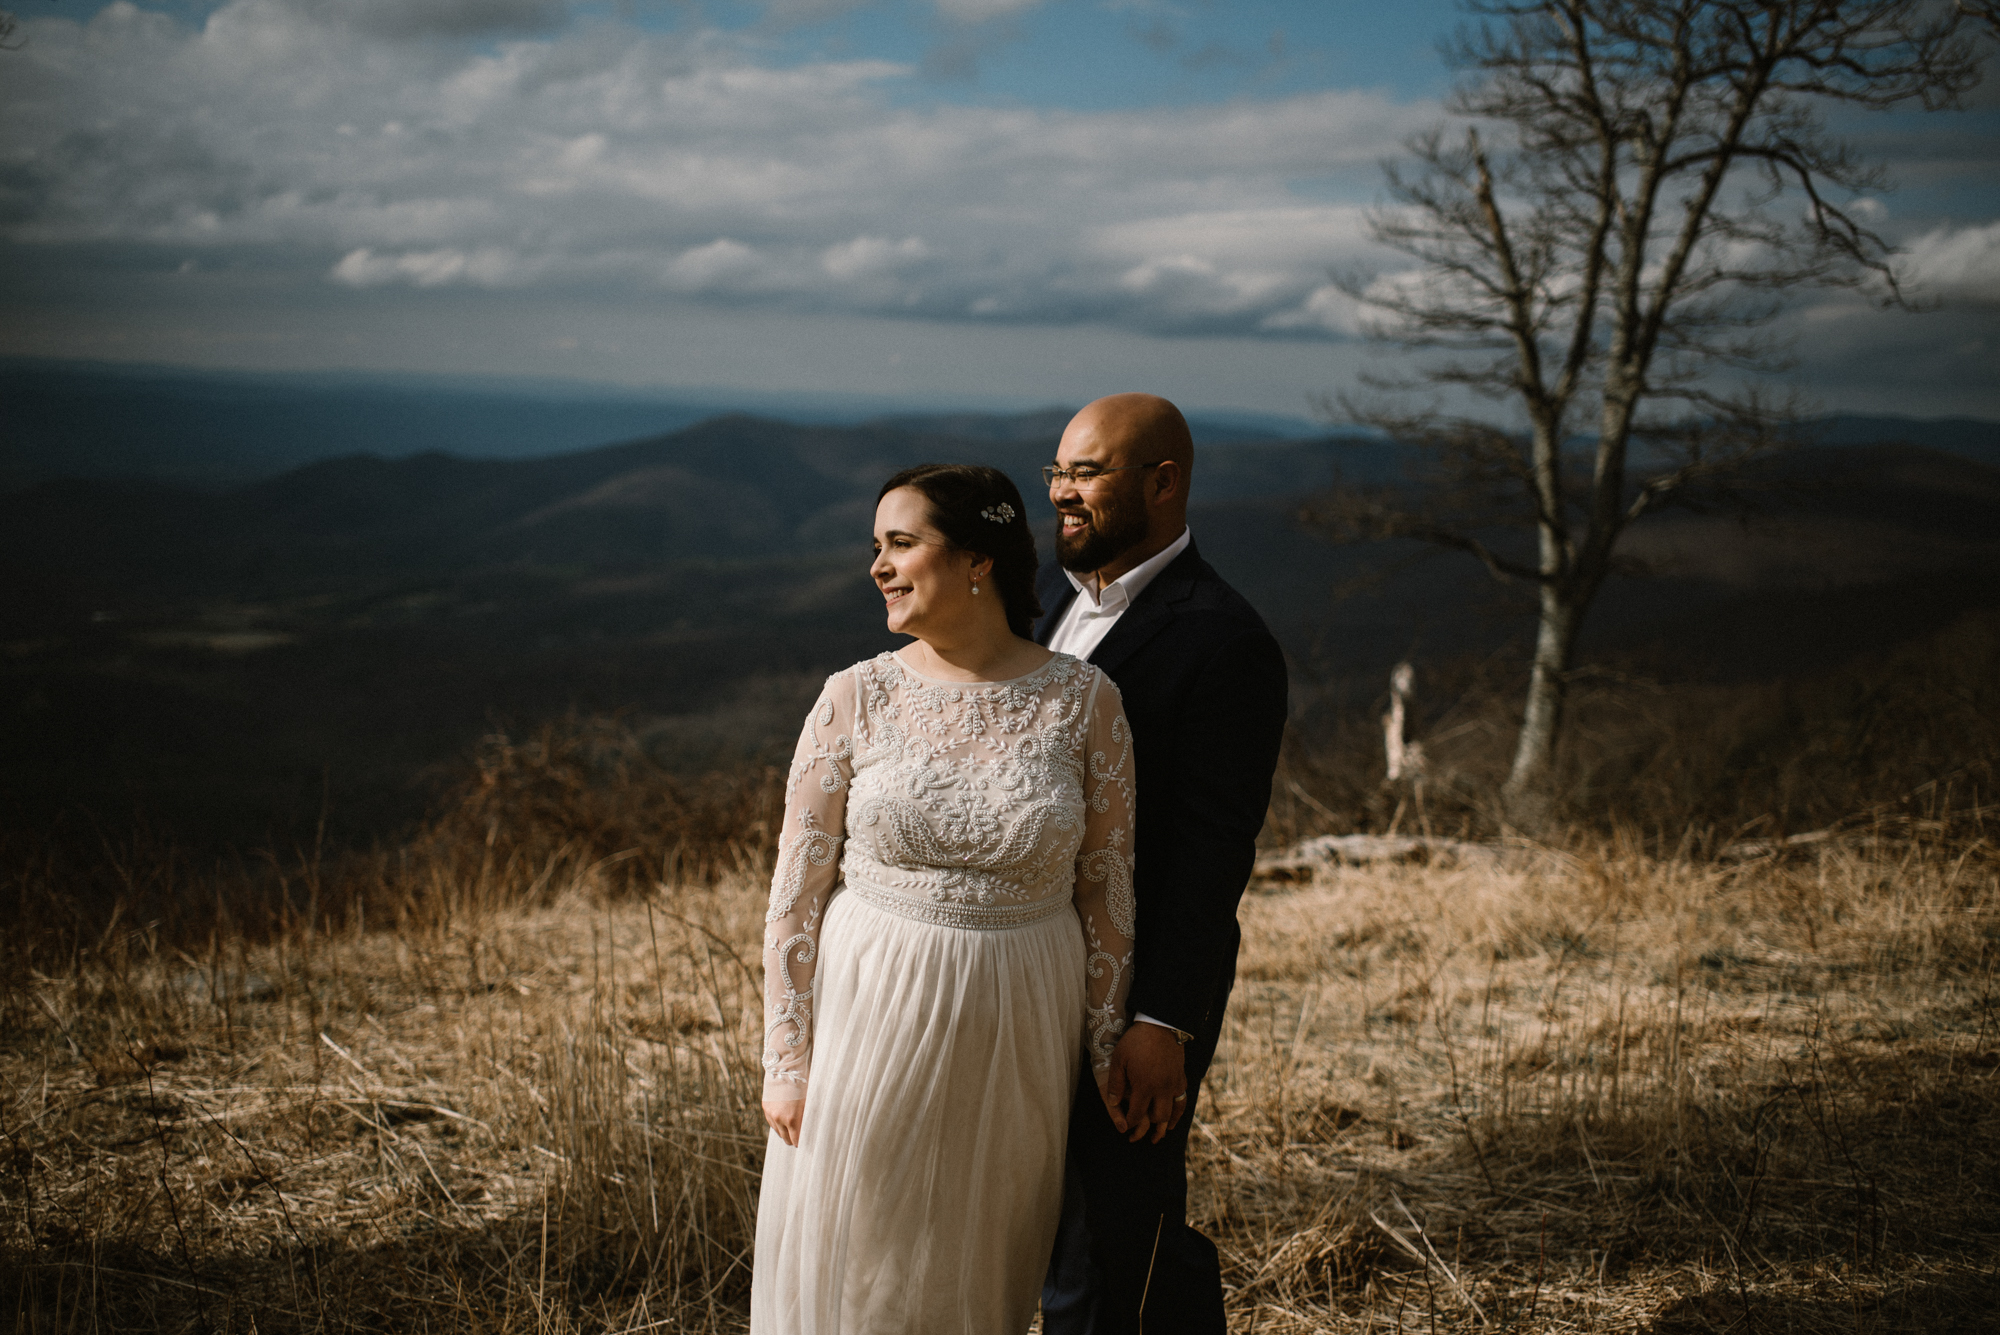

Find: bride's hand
<box><xmin>1102</xmin><ymin>1025</ymin><xmax>1187</xmax><ymax>1144</ymax></box>
<box><xmin>763</xmin><ymin>1094</ymin><xmax>806</xmax><ymax>1147</ymax></box>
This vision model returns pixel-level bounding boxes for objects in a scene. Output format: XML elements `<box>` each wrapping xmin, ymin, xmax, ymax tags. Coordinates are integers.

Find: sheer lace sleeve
<box><xmin>761</xmin><ymin>673</ymin><xmax>854</xmax><ymax>1102</ymax></box>
<box><xmin>1073</xmin><ymin>670</ymin><xmax>1136</xmax><ymax>1086</ymax></box>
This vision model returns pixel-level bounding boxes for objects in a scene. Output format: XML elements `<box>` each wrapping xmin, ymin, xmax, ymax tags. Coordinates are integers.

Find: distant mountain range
<box><xmin>2</xmin><ymin>413</ymin><xmax>1411</xmax><ymax>613</ymax></box>
<box><xmin>6</xmin><ymin>357</ymin><xmax>1996</xmax><ymax>491</ymax></box>
<box><xmin>0</xmin><ymin>359</ymin><xmax>1331</xmax><ymax>492</ymax></box>
<box><xmin>3</xmin><ymin>358</ymin><xmax>1998</xmax><ymax>852</ymax></box>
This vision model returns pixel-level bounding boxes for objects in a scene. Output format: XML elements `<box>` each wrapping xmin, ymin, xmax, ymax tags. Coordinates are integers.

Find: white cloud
<box><xmin>330</xmin><ymin>245</ymin><xmax>543</xmax><ymax>287</ymax></box>
<box><xmin>1902</xmin><ymin>221</ymin><xmax>2000</xmax><ymax>303</ymax></box>
<box><xmin>1094</xmin><ymin>207</ymin><xmax>1375</xmax><ymax>266</ymax></box>
<box><xmin>820</xmin><ymin>235</ymin><xmax>931</xmax><ymax>281</ymax></box>
<box><xmin>282</xmin><ymin>0</ymin><xmax>570</xmax><ymax>38</ymax></box>
<box><xmin>1260</xmin><ymin>285</ymin><xmax>1365</xmax><ymax>336</ymax></box>
<box><xmin>0</xmin><ymin>0</ymin><xmax>1992</xmax><ymax>424</ymax></box>
<box><xmin>0</xmin><ymin>2</ymin><xmax>1436</xmax><ymax>338</ymax></box>
<box><xmin>932</xmin><ymin>0</ymin><xmax>1047</xmax><ymax>20</ymax></box>
<box><xmin>1086</xmin><ymin>206</ymin><xmax>1386</xmax><ymax>332</ymax></box>
<box><xmin>665</xmin><ymin>238</ymin><xmax>768</xmax><ymax>291</ymax></box>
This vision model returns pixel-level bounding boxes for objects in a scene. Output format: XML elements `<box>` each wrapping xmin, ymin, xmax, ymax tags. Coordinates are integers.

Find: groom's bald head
<box><xmin>1050</xmin><ymin>393</ymin><xmax>1194</xmax><ymax>584</ymax></box>
<box><xmin>1065</xmin><ymin>393</ymin><xmax>1193</xmax><ymax>487</ymax></box>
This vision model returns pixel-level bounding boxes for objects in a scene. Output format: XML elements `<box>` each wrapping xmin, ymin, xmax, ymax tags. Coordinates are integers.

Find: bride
<box><xmin>752</xmin><ymin>463</ymin><xmax>1137</xmax><ymax>1333</ymax></box>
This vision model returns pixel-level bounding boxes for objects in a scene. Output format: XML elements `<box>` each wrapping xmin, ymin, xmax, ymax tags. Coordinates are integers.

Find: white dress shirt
<box><xmin>1044</xmin><ymin>527</ymin><xmax>1192</xmax><ymax>661</ymax></box>
<box><xmin>1045</xmin><ymin>525</ymin><xmax>1194</xmax><ymax>1041</ymax></box>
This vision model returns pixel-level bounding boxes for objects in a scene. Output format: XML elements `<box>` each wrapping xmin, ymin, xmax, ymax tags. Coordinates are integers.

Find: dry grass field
<box><xmin>6</xmin><ymin>786</ymin><xmax>1995</xmax><ymax>1334</ymax></box>
<box><xmin>1205</xmin><ymin>819</ymin><xmax>1999</xmax><ymax>1332</ymax></box>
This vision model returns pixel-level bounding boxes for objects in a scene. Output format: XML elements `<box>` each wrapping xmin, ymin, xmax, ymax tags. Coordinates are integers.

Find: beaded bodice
<box><xmin>761</xmin><ymin>650</ymin><xmax>1136</xmax><ymax>1098</ymax></box>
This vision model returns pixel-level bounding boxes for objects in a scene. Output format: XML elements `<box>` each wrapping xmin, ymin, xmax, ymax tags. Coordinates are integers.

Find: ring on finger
<box><xmin>1173</xmin><ymin>1093</ymin><xmax>1187</xmax><ymax>1102</ymax></box>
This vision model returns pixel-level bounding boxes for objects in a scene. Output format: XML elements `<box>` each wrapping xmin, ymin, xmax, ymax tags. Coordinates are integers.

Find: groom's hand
<box><xmin>1106</xmin><ymin>1024</ymin><xmax>1187</xmax><ymax>1145</ymax></box>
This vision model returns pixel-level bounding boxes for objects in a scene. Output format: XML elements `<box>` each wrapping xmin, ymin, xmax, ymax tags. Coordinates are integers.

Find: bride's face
<box><xmin>871</xmin><ymin>487</ymin><xmax>986</xmax><ymax>640</ymax></box>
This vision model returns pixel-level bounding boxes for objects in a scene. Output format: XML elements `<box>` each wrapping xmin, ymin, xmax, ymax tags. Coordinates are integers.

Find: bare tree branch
<box><xmin>1959</xmin><ymin>1</ymin><xmax>2000</xmax><ymax>39</ymax></box>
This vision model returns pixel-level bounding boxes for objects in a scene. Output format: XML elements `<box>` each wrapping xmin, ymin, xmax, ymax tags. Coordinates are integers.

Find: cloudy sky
<box><xmin>2</xmin><ymin>0</ymin><xmax>1996</xmax><ymax>417</ymax></box>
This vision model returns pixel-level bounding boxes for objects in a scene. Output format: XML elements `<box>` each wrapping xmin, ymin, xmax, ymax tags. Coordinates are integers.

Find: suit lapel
<box><xmin>1033</xmin><ymin>566</ymin><xmax>1079</xmax><ymax>645</ymax></box>
<box><xmin>1088</xmin><ymin>542</ymin><xmax>1206</xmax><ymax>674</ymax></box>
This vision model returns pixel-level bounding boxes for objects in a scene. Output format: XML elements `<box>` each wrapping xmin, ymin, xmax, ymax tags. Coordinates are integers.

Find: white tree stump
<box><xmin>1384</xmin><ymin>660</ymin><xmax>1426</xmax><ymax>783</ymax></box>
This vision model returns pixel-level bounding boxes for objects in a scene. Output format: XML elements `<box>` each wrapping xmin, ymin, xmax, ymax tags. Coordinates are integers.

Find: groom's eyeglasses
<box><xmin>1041</xmin><ymin>461</ymin><xmax>1164</xmax><ymax>488</ymax></box>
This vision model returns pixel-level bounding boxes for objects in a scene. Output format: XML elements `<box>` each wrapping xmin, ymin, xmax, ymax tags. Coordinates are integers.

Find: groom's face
<box><xmin>1050</xmin><ymin>429</ymin><xmax>1151</xmax><ymax>576</ymax></box>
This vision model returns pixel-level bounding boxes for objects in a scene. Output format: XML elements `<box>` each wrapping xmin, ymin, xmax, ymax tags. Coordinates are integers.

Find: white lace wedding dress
<box><xmin>751</xmin><ymin>649</ymin><xmax>1136</xmax><ymax>1334</ymax></box>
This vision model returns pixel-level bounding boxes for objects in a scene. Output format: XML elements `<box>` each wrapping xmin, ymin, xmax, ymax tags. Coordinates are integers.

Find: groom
<box><xmin>1036</xmin><ymin>393</ymin><xmax>1288</xmax><ymax>1334</ymax></box>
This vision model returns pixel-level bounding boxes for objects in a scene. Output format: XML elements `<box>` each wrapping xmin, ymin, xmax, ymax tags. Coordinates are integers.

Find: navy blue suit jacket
<box><xmin>1034</xmin><ymin>541</ymin><xmax>1287</xmax><ymax>1039</ymax></box>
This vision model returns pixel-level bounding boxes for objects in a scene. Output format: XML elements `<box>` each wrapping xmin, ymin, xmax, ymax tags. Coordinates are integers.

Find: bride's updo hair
<box><xmin>879</xmin><ymin>464</ymin><xmax>1043</xmax><ymax>639</ymax></box>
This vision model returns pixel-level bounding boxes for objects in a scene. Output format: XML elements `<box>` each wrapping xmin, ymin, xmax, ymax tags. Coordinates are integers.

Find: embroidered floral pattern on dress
<box><xmin>759</xmin><ymin>652</ymin><xmax>1136</xmax><ymax>1096</ymax></box>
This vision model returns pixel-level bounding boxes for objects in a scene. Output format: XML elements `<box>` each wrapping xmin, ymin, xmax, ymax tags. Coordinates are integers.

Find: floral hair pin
<box><xmin>980</xmin><ymin>503</ymin><xmax>1016</xmax><ymax>524</ymax></box>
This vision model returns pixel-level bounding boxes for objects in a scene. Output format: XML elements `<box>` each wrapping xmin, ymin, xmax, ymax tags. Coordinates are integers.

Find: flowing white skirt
<box><xmin>751</xmin><ymin>886</ymin><xmax>1088</xmax><ymax>1335</ymax></box>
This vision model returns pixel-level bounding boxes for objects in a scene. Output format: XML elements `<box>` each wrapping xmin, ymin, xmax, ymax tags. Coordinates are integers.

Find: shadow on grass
<box><xmin>1647</xmin><ymin>1267</ymin><xmax>2000</xmax><ymax>1334</ymax></box>
<box><xmin>4</xmin><ymin>1213</ymin><xmax>753</xmax><ymax>1334</ymax></box>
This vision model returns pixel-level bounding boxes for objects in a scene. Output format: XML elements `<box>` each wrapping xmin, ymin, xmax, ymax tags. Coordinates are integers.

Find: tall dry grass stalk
<box><xmin>5</xmin><ymin>714</ymin><xmax>1997</xmax><ymax>1331</ymax></box>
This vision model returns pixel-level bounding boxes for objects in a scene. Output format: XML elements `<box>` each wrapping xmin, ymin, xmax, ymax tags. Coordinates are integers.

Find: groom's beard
<box><xmin>1055</xmin><ymin>495</ymin><xmax>1149</xmax><ymax>575</ymax></box>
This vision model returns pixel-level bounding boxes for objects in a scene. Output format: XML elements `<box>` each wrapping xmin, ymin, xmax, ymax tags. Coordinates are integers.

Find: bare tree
<box><xmin>1318</xmin><ymin>0</ymin><xmax>1983</xmax><ymax>825</ymax></box>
